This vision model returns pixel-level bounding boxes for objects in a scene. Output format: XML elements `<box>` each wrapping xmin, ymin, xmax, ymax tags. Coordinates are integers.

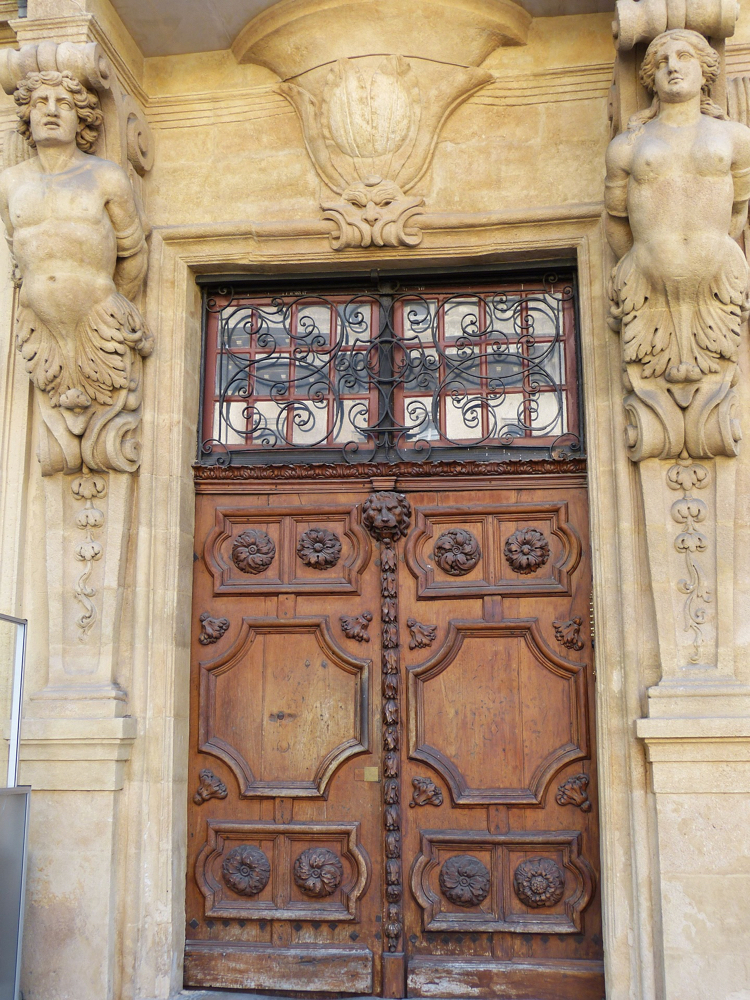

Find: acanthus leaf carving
<box><xmin>0</xmin><ymin>42</ymin><xmax>155</xmax><ymax>476</ymax></box>
<box><xmin>71</xmin><ymin>472</ymin><xmax>106</xmax><ymax>639</ymax></box>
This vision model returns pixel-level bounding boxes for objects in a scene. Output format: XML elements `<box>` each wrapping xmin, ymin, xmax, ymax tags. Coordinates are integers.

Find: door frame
<box><xmin>117</xmin><ymin>210</ymin><xmax>662</xmax><ymax>1000</ymax></box>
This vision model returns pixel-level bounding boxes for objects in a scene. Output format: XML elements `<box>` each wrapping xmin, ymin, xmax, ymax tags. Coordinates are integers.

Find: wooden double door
<box><xmin>185</xmin><ymin>466</ymin><xmax>603</xmax><ymax>999</ymax></box>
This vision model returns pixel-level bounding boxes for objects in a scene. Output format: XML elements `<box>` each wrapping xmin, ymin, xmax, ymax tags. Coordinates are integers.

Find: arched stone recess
<box><xmin>407</xmin><ymin>619</ymin><xmax>589</xmax><ymax>806</ymax></box>
<box><xmin>198</xmin><ymin>615</ymin><xmax>371</xmax><ymax>796</ymax></box>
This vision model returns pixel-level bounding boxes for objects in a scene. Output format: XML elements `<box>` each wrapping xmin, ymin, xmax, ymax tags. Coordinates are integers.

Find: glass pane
<box><xmin>339</xmin><ymin>302</ymin><xmax>374</xmax><ymax>345</ymax></box>
<box><xmin>216</xmin><ymin>352</ymin><xmax>249</xmax><ymax>395</ymax></box>
<box><xmin>214</xmin><ymin>400</ymin><xmax>250</xmax><ymax>445</ymax></box>
<box><xmin>252</xmin><ymin>358</ymin><xmax>290</xmax><ymax>396</ymax></box>
<box><xmin>250</xmin><ymin>399</ymin><xmax>287</xmax><ymax>447</ymax></box>
<box><xmin>333</xmin><ymin>399</ymin><xmax>371</xmax><ymax>443</ymax></box>
<box><xmin>336</xmin><ymin>351</ymin><xmax>371</xmax><ymax>394</ymax></box>
<box><xmin>443</xmin><ymin>297</ymin><xmax>482</xmax><ymax>341</ymax></box>
<box><xmin>221</xmin><ymin>308</ymin><xmax>255</xmax><ymax>349</ymax></box>
<box><xmin>488</xmin><ymin>393</ymin><xmax>527</xmax><ymax>439</ymax></box>
<box><xmin>401</xmin><ymin>299</ymin><xmax>437</xmax><ymax>343</ymax></box>
<box><xmin>291</xmin><ymin>400</ymin><xmax>330</xmax><ymax>446</ymax></box>
<box><xmin>403</xmin><ymin>396</ymin><xmax>439</xmax><ymax>441</ymax></box>
<box><xmin>444</xmin><ymin>393</ymin><xmax>485</xmax><ymax>441</ymax></box>
<box><xmin>530</xmin><ymin>391</ymin><xmax>566</xmax><ymax>436</ymax></box>
<box><xmin>296</xmin><ymin>304</ymin><xmax>332</xmax><ymax>346</ymax></box>
<box><xmin>528</xmin><ymin>341</ymin><xmax>565</xmax><ymax>385</ymax></box>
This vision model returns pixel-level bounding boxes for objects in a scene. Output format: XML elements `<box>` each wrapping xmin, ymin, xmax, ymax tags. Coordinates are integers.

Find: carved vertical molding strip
<box><xmin>362</xmin><ymin>490</ymin><xmax>412</xmax><ymax>979</ymax></box>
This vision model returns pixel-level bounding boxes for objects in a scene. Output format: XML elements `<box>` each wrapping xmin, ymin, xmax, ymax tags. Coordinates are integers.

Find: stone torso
<box><xmin>5</xmin><ymin>154</ymin><xmax>118</xmax><ymax>334</ymax></box>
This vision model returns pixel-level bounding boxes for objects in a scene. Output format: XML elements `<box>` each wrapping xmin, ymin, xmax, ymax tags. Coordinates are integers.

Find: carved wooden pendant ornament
<box><xmin>198</xmin><ymin>612</ymin><xmax>230</xmax><ymax>645</ymax></box>
<box><xmin>231</xmin><ymin>529</ymin><xmax>276</xmax><ymax>574</ymax></box>
<box><xmin>553</xmin><ymin>616</ymin><xmax>585</xmax><ymax>651</ymax></box>
<box><xmin>193</xmin><ymin>769</ymin><xmax>228</xmax><ymax>805</ymax></box>
<box><xmin>410</xmin><ymin>776</ymin><xmax>443</xmax><ymax>807</ymax></box>
<box><xmin>362</xmin><ymin>490</ymin><xmax>412</xmax><ymax>954</ymax></box>
<box><xmin>556</xmin><ymin>773</ymin><xmax>592</xmax><ymax>812</ymax></box>
<box><xmin>407</xmin><ymin>619</ymin><xmax>437</xmax><ymax>649</ymax></box>
<box><xmin>340</xmin><ymin>611</ymin><xmax>373</xmax><ymax>642</ymax></box>
<box><xmin>296</xmin><ymin>527</ymin><xmax>342</xmax><ymax>570</ymax></box>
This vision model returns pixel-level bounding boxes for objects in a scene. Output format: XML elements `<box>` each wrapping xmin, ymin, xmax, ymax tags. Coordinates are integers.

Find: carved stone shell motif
<box><xmin>504</xmin><ymin>527</ymin><xmax>550</xmax><ymax>575</ymax></box>
<box><xmin>433</xmin><ymin>528</ymin><xmax>481</xmax><ymax>576</ymax></box>
<box><xmin>513</xmin><ymin>857</ymin><xmax>565</xmax><ymax>908</ymax></box>
<box><xmin>439</xmin><ymin>854</ymin><xmax>490</xmax><ymax>907</ymax></box>
<box><xmin>222</xmin><ymin>845</ymin><xmax>271</xmax><ymax>896</ymax></box>
<box><xmin>297</xmin><ymin>527</ymin><xmax>342</xmax><ymax>570</ymax></box>
<box><xmin>293</xmin><ymin>847</ymin><xmax>344</xmax><ymax>898</ymax></box>
<box><xmin>232</xmin><ymin>529</ymin><xmax>276</xmax><ymax>575</ymax></box>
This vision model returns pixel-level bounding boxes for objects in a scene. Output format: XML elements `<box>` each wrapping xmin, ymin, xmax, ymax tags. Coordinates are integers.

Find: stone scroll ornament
<box><xmin>362</xmin><ymin>490</ymin><xmax>412</xmax><ymax>954</ymax></box>
<box><xmin>0</xmin><ymin>42</ymin><xmax>155</xmax><ymax>477</ymax></box>
<box><xmin>605</xmin><ymin>29</ymin><xmax>750</xmax><ymax>462</ymax></box>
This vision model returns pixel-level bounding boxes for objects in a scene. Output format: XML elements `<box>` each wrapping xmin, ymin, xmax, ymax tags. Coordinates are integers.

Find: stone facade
<box><xmin>1</xmin><ymin>1</ymin><xmax>750</xmax><ymax>999</ymax></box>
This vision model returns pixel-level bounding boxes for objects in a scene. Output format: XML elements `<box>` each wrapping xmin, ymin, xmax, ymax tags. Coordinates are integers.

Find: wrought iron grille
<box><xmin>199</xmin><ymin>273</ymin><xmax>581</xmax><ymax>465</ymax></box>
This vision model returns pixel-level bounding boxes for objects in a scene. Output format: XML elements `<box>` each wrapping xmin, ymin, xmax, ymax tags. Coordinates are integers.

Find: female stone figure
<box><xmin>605</xmin><ymin>29</ymin><xmax>750</xmax><ymax>459</ymax></box>
<box><xmin>0</xmin><ymin>69</ymin><xmax>152</xmax><ymax>474</ymax></box>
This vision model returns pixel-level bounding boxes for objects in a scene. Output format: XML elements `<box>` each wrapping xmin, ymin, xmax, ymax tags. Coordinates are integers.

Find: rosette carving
<box><xmin>231</xmin><ymin>529</ymin><xmax>276</xmax><ymax>574</ymax></box>
<box><xmin>439</xmin><ymin>854</ymin><xmax>490</xmax><ymax>907</ymax></box>
<box><xmin>222</xmin><ymin>845</ymin><xmax>271</xmax><ymax>896</ymax></box>
<box><xmin>513</xmin><ymin>857</ymin><xmax>565</xmax><ymax>908</ymax></box>
<box><xmin>297</xmin><ymin>527</ymin><xmax>342</xmax><ymax>570</ymax></box>
<box><xmin>504</xmin><ymin>527</ymin><xmax>550</xmax><ymax>575</ymax></box>
<box><xmin>433</xmin><ymin>528</ymin><xmax>481</xmax><ymax>576</ymax></box>
<box><xmin>293</xmin><ymin>848</ymin><xmax>344</xmax><ymax>897</ymax></box>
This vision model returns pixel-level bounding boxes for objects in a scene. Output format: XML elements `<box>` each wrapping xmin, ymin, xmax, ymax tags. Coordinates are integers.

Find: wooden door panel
<box><xmin>198</xmin><ymin>616</ymin><xmax>370</xmax><ymax>796</ymax></box>
<box><xmin>408</xmin><ymin>620</ymin><xmax>587</xmax><ymax>804</ymax></box>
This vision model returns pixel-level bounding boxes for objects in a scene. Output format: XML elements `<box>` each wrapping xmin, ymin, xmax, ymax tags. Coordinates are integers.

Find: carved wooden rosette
<box><xmin>362</xmin><ymin>491</ymin><xmax>412</xmax><ymax>956</ymax></box>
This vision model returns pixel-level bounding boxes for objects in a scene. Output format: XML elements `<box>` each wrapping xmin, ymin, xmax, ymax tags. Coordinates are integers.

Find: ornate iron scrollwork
<box><xmin>201</xmin><ymin>277</ymin><xmax>580</xmax><ymax>465</ymax></box>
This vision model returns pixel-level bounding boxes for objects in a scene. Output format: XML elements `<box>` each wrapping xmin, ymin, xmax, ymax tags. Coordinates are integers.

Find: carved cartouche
<box><xmin>605</xmin><ymin>30</ymin><xmax>750</xmax><ymax>461</ymax></box>
<box><xmin>0</xmin><ymin>70</ymin><xmax>152</xmax><ymax>475</ymax></box>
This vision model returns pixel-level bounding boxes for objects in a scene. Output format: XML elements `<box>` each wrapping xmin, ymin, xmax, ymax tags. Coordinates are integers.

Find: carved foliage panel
<box><xmin>196</xmin><ymin>820</ymin><xmax>370</xmax><ymax>920</ymax></box>
<box><xmin>405</xmin><ymin>503</ymin><xmax>581</xmax><ymax>598</ymax></box>
<box><xmin>204</xmin><ymin>504</ymin><xmax>371</xmax><ymax>594</ymax></box>
<box><xmin>198</xmin><ymin>617</ymin><xmax>370</xmax><ymax>797</ymax></box>
<box><xmin>411</xmin><ymin>830</ymin><xmax>594</xmax><ymax>933</ymax></box>
<box><xmin>408</xmin><ymin>620</ymin><xmax>588</xmax><ymax>804</ymax></box>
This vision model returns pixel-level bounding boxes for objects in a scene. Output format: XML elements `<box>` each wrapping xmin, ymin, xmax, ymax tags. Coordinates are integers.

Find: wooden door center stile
<box><xmin>362</xmin><ymin>490</ymin><xmax>413</xmax><ymax>995</ymax></box>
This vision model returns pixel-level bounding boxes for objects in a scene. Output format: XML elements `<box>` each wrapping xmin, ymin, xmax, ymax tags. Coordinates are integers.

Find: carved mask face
<box><xmin>29</xmin><ymin>84</ymin><xmax>79</xmax><ymax>148</ymax></box>
<box><xmin>653</xmin><ymin>39</ymin><xmax>704</xmax><ymax>104</ymax></box>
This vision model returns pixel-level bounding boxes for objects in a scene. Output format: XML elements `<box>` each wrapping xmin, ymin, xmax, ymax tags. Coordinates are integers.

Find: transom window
<box><xmin>200</xmin><ymin>272</ymin><xmax>581</xmax><ymax>464</ymax></box>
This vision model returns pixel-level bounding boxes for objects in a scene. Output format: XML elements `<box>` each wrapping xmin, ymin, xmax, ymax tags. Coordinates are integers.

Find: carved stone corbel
<box><xmin>234</xmin><ymin>0</ymin><xmax>530</xmax><ymax>251</ymax></box>
<box><xmin>605</xmin><ymin>10</ymin><xmax>750</xmax><ymax>714</ymax></box>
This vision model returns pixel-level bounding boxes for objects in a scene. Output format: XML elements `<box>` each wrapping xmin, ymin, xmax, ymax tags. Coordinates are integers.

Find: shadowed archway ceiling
<box><xmin>109</xmin><ymin>0</ymin><xmax>615</xmax><ymax>57</ymax></box>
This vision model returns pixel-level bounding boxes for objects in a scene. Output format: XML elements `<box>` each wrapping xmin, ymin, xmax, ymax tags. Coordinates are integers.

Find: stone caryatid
<box><xmin>0</xmin><ymin>65</ymin><xmax>152</xmax><ymax>475</ymax></box>
<box><xmin>605</xmin><ymin>29</ymin><xmax>750</xmax><ymax>460</ymax></box>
